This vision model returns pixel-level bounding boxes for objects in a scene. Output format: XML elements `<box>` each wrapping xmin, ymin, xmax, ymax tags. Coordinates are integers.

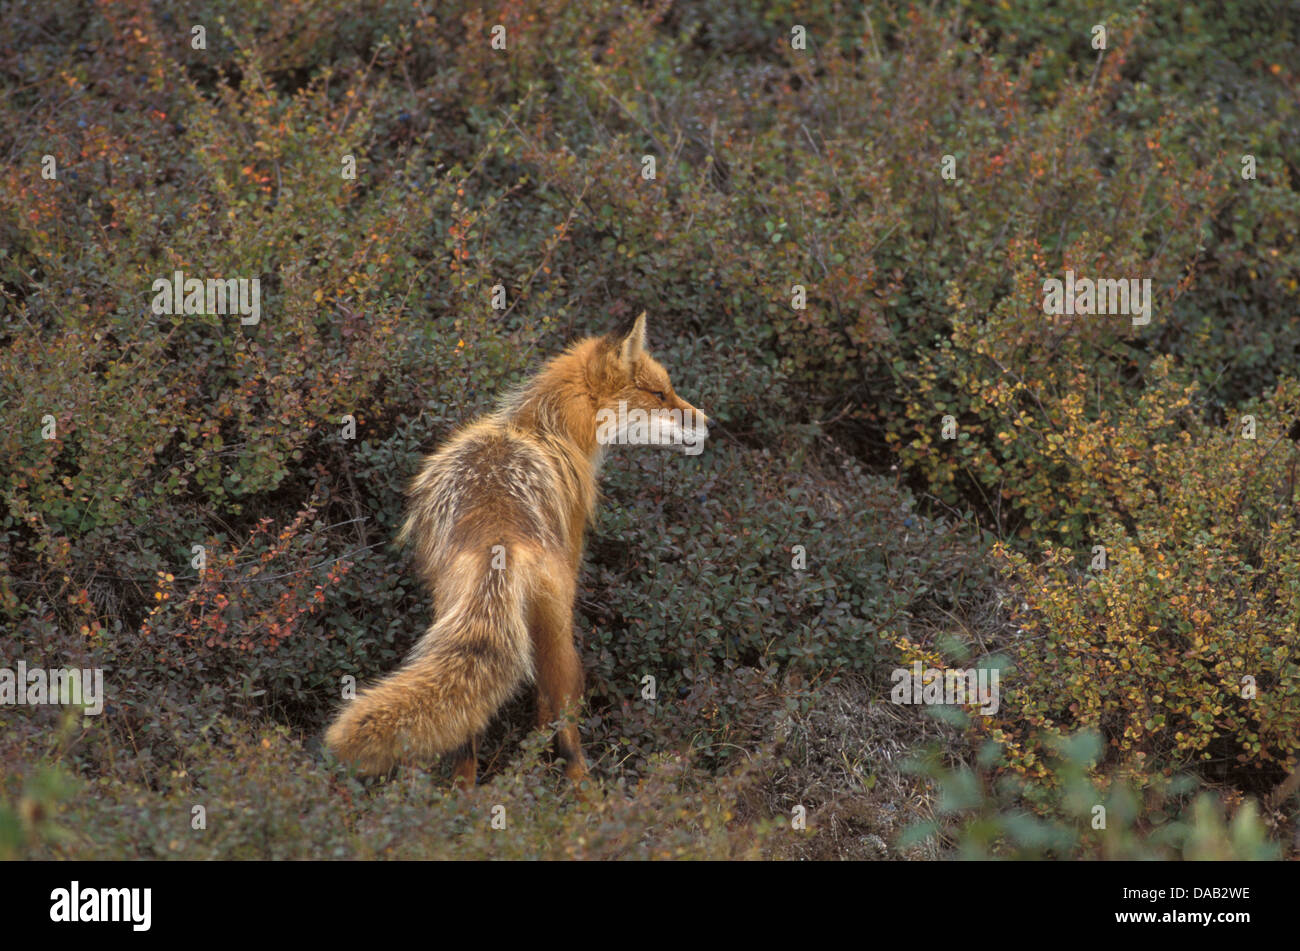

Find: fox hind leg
<box><xmin>450</xmin><ymin>736</ymin><xmax>477</xmax><ymax>789</ymax></box>
<box><xmin>531</xmin><ymin>563</ymin><xmax>589</xmax><ymax>783</ymax></box>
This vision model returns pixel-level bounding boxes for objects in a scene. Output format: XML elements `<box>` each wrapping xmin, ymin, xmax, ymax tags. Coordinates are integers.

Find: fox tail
<box><xmin>324</xmin><ymin>549</ymin><xmax>536</xmax><ymax>775</ymax></box>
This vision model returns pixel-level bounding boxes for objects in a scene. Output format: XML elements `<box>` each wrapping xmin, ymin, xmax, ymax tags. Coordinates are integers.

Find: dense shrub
<box><xmin>985</xmin><ymin>371</ymin><xmax>1300</xmax><ymax>790</ymax></box>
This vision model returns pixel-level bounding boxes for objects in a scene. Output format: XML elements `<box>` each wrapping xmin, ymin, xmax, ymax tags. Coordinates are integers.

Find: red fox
<box><xmin>325</xmin><ymin>313</ymin><xmax>709</xmax><ymax>785</ymax></box>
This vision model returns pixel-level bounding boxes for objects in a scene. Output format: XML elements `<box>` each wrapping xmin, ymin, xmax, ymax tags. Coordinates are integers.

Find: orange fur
<box><xmin>324</xmin><ymin>313</ymin><xmax>709</xmax><ymax>783</ymax></box>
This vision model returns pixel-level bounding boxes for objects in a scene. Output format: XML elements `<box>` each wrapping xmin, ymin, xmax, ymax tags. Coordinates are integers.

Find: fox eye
<box><xmin>654</xmin><ymin>390</ymin><xmax>666</xmax><ymax>401</ymax></box>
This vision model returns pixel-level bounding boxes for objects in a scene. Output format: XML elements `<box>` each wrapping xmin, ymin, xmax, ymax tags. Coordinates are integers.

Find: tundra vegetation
<box><xmin>1</xmin><ymin>0</ymin><xmax>1296</xmax><ymax>859</ymax></box>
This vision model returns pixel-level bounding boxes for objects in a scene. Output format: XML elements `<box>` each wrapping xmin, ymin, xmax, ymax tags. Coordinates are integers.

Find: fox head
<box><xmin>590</xmin><ymin>312</ymin><xmax>710</xmax><ymax>456</ymax></box>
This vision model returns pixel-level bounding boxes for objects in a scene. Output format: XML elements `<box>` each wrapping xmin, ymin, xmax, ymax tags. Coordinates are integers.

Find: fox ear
<box><xmin>617</xmin><ymin>311</ymin><xmax>647</xmax><ymax>367</ymax></box>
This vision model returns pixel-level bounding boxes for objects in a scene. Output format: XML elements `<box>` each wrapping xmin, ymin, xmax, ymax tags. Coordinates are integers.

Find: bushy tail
<box><xmin>325</xmin><ymin>550</ymin><xmax>536</xmax><ymax>775</ymax></box>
